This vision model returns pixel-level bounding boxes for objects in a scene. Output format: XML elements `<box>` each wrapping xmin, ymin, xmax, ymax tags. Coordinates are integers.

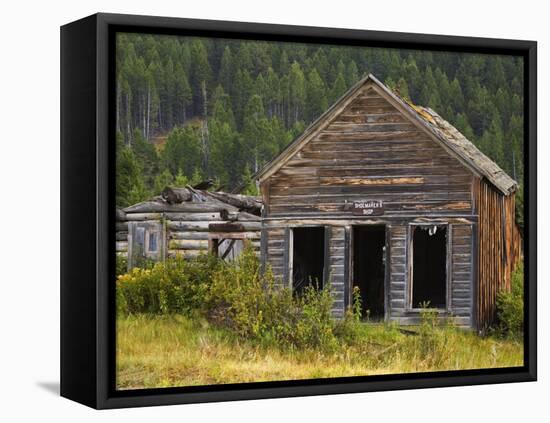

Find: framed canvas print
<box><xmin>60</xmin><ymin>13</ymin><xmax>537</xmax><ymax>409</ymax></box>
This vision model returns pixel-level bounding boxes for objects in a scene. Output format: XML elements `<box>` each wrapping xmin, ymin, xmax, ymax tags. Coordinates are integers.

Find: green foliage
<box><xmin>116</xmin><ymin>134</ymin><xmax>150</xmax><ymax>207</ymax></box>
<box><xmin>161</xmin><ymin>125</ymin><xmax>202</xmax><ymax>176</ymax></box>
<box><xmin>117</xmin><ymin>253</ymin><xmax>220</xmax><ymax>316</ymax></box>
<box><xmin>352</xmin><ymin>286</ymin><xmax>363</xmax><ymax>322</ymax></box>
<box><xmin>173</xmin><ymin>169</ymin><xmax>189</xmax><ymax>187</ymax></box>
<box><xmin>241</xmin><ymin>165</ymin><xmax>258</xmax><ymax>196</ymax></box>
<box><xmin>153</xmin><ymin>168</ymin><xmax>173</xmax><ymax>195</ymax></box>
<box><xmin>205</xmin><ymin>245</ymin><xmax>339</xmax><ymax>350</ymax></box>
<box><xmin>117</xmin><ymin>245</ymin><xmax>364</xmax><ymax>351</ymax></box>
<box><xmin>116</xmin><ymin>34</ymin><xmax>524</xmax><ymax>223</ymax></box>
<box><xmin>116</xmin><ymin>255</ymin><xmax>128</xmax><ymax>277</ymax></box>
<box><xmin>496</xmin><ymin>261</ymin><xmax>524</xmax><ymax>338</ymax></box>
<box><xmin>413</xmin><ymin>307</ymin><xmax>453</xmax><ymax>365</ymax></box>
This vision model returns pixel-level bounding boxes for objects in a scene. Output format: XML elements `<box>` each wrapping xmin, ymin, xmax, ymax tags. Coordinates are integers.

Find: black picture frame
<box><xmin>60</xmin><ymin>12</ymin><xmax>537</xmax><ymax>409</ymax></box>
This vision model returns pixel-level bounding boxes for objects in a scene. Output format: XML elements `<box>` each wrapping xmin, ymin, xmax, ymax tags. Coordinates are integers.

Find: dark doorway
<box><xmin>353</xmin><ymin>225</ymin><xmax>386</xmax><ymax>319</ymax></box>
<box><xmin>412</xmin><ymin>225</ymin><xmax>447</xmax><ymax>309</ymax></box>
<box><xmin>292</xmin><ymin>227</ymin><xmax>325</xmax><ymax>294</ymax></box>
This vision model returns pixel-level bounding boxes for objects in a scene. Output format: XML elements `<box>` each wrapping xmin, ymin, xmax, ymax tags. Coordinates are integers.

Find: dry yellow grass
<box><xmin>116</xmin><ymin>314</ymin><xmax>523</xmax><ymax>390</ymax></box>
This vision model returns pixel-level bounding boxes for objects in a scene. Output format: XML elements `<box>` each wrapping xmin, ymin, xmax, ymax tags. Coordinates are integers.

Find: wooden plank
<box><xmin>169</xmin><ymin>231</ymin><xmax>209</xmax><ymax>240</ymax></box>
<box><xmin>208</xmin><ymin>231</ymin><xmax>261</xmax><ymax>239</ymax></box>
<box><xmin>282</xmin><ymin>227</ymin><xmax>290</xmax><ymax>287</ymax></box>
<box><xmin>168</xmin><ymin>239</ymin><xmax>208</xmax><ymax>250</ymax></box>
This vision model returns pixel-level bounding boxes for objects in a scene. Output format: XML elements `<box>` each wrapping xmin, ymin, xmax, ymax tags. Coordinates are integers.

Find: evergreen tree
<box><xmin>132</xmin><ymin>128</ymin><xmax>159</xmax><ymax>190</ymax></box>
<box><xmin>306</xmin><ymin>69</ymin><xmax>328</xmax><ymax>122</ymax></box>
<box><xmin>174</xmin><ymin>63</ymin><xmax>192</xmax><ymax>125</ymax></box>
<box><xmin>114</xmin><ymin>34</ymin><xmax>525</xmax><ymax>219</ymax></box>
<box><xmin>154</xmin><ymin>168</ymin><xmax>174</xmax><ymax>194</ymax></box>
<box><xmin>174</xmin><ymin>169</ymin><xmax>189</xmax><ymax>187</ymax></box>
<box><xmin>241</xmin><ymin>164</ymin><xmax>259</xmax><ymax>196</ymax></box>
<box><xmin>218</xmin><ymin>46</ymin><xmax>234</xmax><ymax>93</ymax></box>
<box><xmin>161</xmin><ymin>125</ymin><xmax>202</xmax><ymax>177</ymax></box>
<box><xmin>288</xmin><ymin>62</ymin><xmax>306</xmax><ymax>123</ymax></box>
<box><xmin>346</xmin><ymin>60</ymin><xmax>359</xmax><ymax>87</ymax></box>
<box><xmin>329</xmin><ymin>72</ymin><xmax>347</xmax><ymax>104</ymax></box>
<box><xmin>190</xmin><ymin>39</ymin><xmax>212</xmax><ymax>115</ymax></box>
<box><xmin>116</xmin><ymin>134</ymin><xmax>149</xmax><ymax>207</ymax></box>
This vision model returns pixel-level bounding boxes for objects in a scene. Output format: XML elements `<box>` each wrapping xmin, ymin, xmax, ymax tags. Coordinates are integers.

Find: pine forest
<box><xmin>115</xmin><ymin>33</ymin><xmax>524</xmax><ymax>226</ymax></box>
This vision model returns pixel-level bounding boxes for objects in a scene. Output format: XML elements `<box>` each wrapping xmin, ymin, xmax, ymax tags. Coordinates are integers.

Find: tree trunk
<box><xmin>126</xmin><ymin>93</ymin><xmax>131</xmax><ymax>146</ymax></box>
<box><xmin>146</xmin><ymin>85</ymin><xmax>151</xmax><ymax>140</ymax></box>
<box><xmin>201</xmin><ymin>81</ymin><xmax>209</xmax><ymax>175</ymax></box>
<box><xmin>116</xmin><ymin>81</ymin><xmax>121</xmax><ymax>133</ymax></box>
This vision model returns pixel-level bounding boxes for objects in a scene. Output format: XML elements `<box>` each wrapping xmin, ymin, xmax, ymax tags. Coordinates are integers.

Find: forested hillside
<box><xmin>115</xmin><ymin>33</ymin><xmax>524</xmax><ymax>223</ymax></box>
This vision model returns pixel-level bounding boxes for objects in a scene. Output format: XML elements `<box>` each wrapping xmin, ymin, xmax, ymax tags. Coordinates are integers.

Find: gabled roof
<box><xmin>256</xmin><ymin>74</ymin><xmax>517</xmax><ymax>196</ymax></box>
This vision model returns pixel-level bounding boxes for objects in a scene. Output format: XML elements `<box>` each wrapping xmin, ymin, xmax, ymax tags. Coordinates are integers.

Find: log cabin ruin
<box><xmin>256</xmin><ymin>74</ymin><xmax>522</xmax><ymax>330</ymax></box>
<box><xmin>116</xmin><ymin>186</ymin><xmax>262</xmax><ymax>267</ymax></box>
<box><xmin>116</xmin><ymin>74</ymin><xmax>522</xmax><ymax>331</ymax></box>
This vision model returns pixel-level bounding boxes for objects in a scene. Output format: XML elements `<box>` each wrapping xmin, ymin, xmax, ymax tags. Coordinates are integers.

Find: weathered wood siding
<box><xmin>387</xmin><ymin>224</ymin><xmax>473</xmax><ymax>327</ymax></box>
<box><xmin>388</xmin><ymin>225</ymin><xmax>407</xmax><ymax>317</ymax></box>
<box><xmin>474</xmin><ymin>178</ymin><xmax>522</xmax><ymax>329</ymax></box>
<box><xmin>329</xmin><ymin>226</ymin><xmax>346</xmax><ymax>317</ymax></box>
<box><xmin>115</xmin><ymin>221</ymin><xmax>128</xmax><ymax>257</ymax></box>
<box><xmin>265</xmin><ymin>87</ymin><xmax>473</xmax><ymax>217</ymax></box>
<box><xmin>263</xmin><ymin>227</ymin><xmax>286</xmax><ymax>283</ymax></box>
<box><xmin>450</xmin><ymin>224</ymin><xmax>474</xmax><ymax>327</ymax></box>
<box><xmin>116</xmin><ymin>211</ymin><xmax>261</xmax><ymax>265</ymax></box>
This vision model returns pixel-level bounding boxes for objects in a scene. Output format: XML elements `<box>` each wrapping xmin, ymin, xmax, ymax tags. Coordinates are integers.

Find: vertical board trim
<box><xmin>283</xmin><ymin>227</ymin><xmax>291</xmax><ymax>287</ymax></box>
<box><xmin>323</xmin><ymin>226</ymin><xmax>331</xmax><ymax>287</ymax></box>
<box><xmin>344</xmin><ymin>226</ymin><xmax>351</xmax><ymax>309</ymax></box>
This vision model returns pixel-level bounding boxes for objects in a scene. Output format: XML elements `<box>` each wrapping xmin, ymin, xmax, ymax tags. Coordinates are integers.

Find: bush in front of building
<box><xmin>117</xmin><ymin>244</ymin><xmax>362</xmax><ymax>351</ymax></box>
<box><xmin>205</xmin><ymin>245</ymin><xmax>341</xmax><ymax>351</ymax></box>
<box><xmin>496</xmin><ymin>260</ymin><xmax>524</xmax><ymax>338</ymax></box>
<box><xmin>116</xmin><ymin>253</ymin><xmax>220</xmax><ymax>316</ymax></box>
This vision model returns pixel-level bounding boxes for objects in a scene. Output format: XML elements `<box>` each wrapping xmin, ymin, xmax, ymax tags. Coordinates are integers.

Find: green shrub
<box><xmin>116</xmin><ymin>255</ymin><xmax>128</xmax><ymax>277</ymax></box>
<box><xmin>206</xmin><ymin>245</ymin><xmax>340</xmax><ymax>351</ymax></box>
<box><xmin>117</xmin><ymin>253</ymin><xmax>220</xmax><ymax>315</ymax></box>
<box><xmin>117</xmin><ymin>244</ymin><xmax>367</xmax><ymax>351</ymax></box>
<box><xmin>496</xmin><ymin>261</ymin><xmax>524</xmax><ymax>338</ymax></box>
<box><xmin>334</xmin><ymin>286</ymin><xmax>364</xmax><ymax>344</ymax></box>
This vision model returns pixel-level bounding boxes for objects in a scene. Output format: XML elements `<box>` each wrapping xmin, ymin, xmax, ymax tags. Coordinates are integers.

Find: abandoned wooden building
<box><xmin>116</xmin><ymin>186</ymin><xmax>262</xmax><ymax>268</ymax></box>
<box><xmin>257</xmin><ymin>74</ymin><xmax>522</xmax><ymax>330</ymax></box>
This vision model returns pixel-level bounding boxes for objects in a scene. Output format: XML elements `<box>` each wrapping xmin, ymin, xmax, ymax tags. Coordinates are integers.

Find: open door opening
<box><xmin>411</xmin><ymin>225</ymin><xmax>447</xmax><ymax>309</ymax></box>
<box><xmin>352</xmin><ymin>225</ymin><xmax>386</xmax><ymax>320</ymax></box>
<box><xmin>292</xmin><ymin>227</ymin><xmax>325</xmax><ymax>295</ymax></box>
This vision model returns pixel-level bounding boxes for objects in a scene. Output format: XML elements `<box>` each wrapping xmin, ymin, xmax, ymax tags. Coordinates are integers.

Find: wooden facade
<box><xmin>257</xmin><ymin>75</ymin><xmax>521</xmax><ymax>329</ymax></box>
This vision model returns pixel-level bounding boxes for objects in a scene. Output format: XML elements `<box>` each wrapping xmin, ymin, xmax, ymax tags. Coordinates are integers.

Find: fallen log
<box><xmin>161</xmin><ymin>186</ymin><xmax>192</xmax><ymax>204</ymax></box>
<box><xmin>206</xmin><ymin>191</ymin><xmax>262</xmax><ymax>215</ymax></box>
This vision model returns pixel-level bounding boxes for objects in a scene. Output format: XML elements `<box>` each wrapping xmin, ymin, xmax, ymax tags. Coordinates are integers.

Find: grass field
<box><xmin>116</xmin><ymin>314</ymin><xmax>523</xmax><ymax>390</ymax></box>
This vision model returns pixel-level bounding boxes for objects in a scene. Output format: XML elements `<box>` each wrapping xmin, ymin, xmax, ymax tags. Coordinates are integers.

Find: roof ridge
<box><xmin>256</xmin><ymin>74</ymin><xmax>517</xmax><ymax>196</ymax></box>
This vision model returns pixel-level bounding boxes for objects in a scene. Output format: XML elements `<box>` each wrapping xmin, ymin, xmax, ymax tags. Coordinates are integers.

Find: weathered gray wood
<box><xmin>167</xmin><ymin>221</ymin><xmax>211</xmax><ymax>231</ymax></box>
<box><xmin>124</xmin><ymin>201</ymin><xmax>236</xmax><ymax>214</ymax></box>
<box><xmin>169</xmin><ymin>231</ymin><xmax>209</xmax><ymax>240</ymax></box>
<box><xmin>163</xmin><ymin>212</ymin><xmax>224</xmax><ymax>221</ymax></box>
<box><xmin>282</xmin><ymin>227</ymin><xmax>290</xmax><ymax>287</ymax></box>
<box><xmin>205</xmin><ymin>191</ymin><xmax>262</xmax><ymax>216</ymax></box>
<box><xmin>168</xmin><ymin>239</ymin><xmax>208</xmax><ymax>250</ymax></box>
<box><xmin>323</xmin><ymin>226</ymin><xmax>331</xmax><ymax>286</ymax></box>
<box><xmin>116</xmin><ymin>208</ymin><xmax>127</xmax><ymax>221</ymax></box>
<box><xmin>124</xmin><ymin>212</ymin><xmax>163</xmax><ymax>221</ymax></box>
<box><xmin>261</xmin><ymin>85</ymin><xmax>475</xmax><ymax>218</ymax></box>
<box><xmin>116</xmin><ymin>241</ymin><xmax>128</xmax><ymax>252</ymax></box>
<box><xmin>208</xmin><ymin>231</ymin><xmax>261</xmax><ymax>240</ymax></box>
<box><xmin>209</xmin><ymin>221</ymin><xmax>262</xmax><ymax>231</ymax></box>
